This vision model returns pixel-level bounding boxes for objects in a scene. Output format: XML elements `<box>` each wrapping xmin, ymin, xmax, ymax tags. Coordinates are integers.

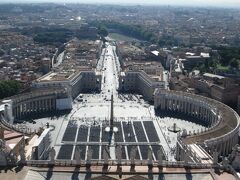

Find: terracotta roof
<box><xmin>4</xmin><ymin>130</ymin><xmax>23</xmax><ymax>140</ymax></box>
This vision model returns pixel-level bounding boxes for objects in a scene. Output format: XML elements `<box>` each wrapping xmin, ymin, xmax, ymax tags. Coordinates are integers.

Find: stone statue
<box><xmin>148</xmin><ymin>148</ymin><xmax>153</xmax><ymax>165</ymax></box>
<box><xmin>86</xmin><ymin>147</ymin><xmax>92</xmax><ymax>165</ymax></box>
<box><xmin>49</xmin><ymin>147</ymin><xmax>56</xmax><ymax>162</ymax></box>
<box><xmin>116</xmin><ymin>145</ymin><xmax>122</xmax><ymax>164</ymax></box>
<box><xmin>103</xmin><ymin>147</ymin><xmax>109</xmax><ymax>164</ymax></box>
<box><xmin>130</xmin><ymin>146</ymin><xmax>137</xmax><ymax>165</ymax></box>
<box><xmin>75</xmin><ymin>147</ymin><xmax>81</xmax><ymax>164</ymax></box>
<box><xmin>184</xmin><ymin>152</ymin><xmax>188</xmax><ymax>164</ymax></box>
<box><xmin>157</xmin><ymin>149</ymin><xmax>163</xmax><ymax>166</ymax></box>
<box><xmin>193</xmin><ymin>152</ymin><xmax>197</xmax><ymax>161</ymax></box>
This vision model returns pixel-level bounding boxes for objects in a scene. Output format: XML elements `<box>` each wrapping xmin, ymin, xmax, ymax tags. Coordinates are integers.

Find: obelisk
<box><xmin>105</xmin><ymin>93</ymin><xmax>118</xmax><ymax>134</ymax></box>
<box><xmin>110</xmin><ymin>94</ymin><xmax>114</xmax><ymax>132</ymax></box>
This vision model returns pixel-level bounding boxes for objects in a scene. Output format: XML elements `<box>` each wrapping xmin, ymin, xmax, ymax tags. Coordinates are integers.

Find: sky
<box><xmin>0</xmin><ymin>0</ymin><xmax>240</xmax><ymax>8</ymax></box>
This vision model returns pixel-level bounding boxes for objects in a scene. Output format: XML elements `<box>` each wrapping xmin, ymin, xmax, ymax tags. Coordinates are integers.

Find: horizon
<box><xmin>0</xmin><ymin>0</ymin><xmax>240</xmax><ymax>8</ymax></box>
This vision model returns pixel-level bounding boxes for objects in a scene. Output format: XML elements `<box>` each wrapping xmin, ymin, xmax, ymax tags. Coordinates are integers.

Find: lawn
<box><xmin>109</xmin><ymin>33</ymin><xmax>140</xmax><ymax>42</ymax></box>
<box><xmin>216</xmin><ymin>64</ymin><xmax>230</xmax><ymax>71</ymax></box>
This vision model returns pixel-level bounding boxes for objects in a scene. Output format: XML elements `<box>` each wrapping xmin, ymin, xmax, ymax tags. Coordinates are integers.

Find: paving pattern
<box><xmin>76</xmin><ymin>126</ymin><xmax>88</xmax><ymax>142</ymax></box>
<box><xmin>62</xmin><ymin>121</ymin><xmax>77</xmax><ymax>142</ymax></box>
<box><xmin>143</xmin><ymin>121</ymin><xmax>160</xmax><ymax>142</ymax></box>
<box><xmin>57</xmin><ymin>145</ymin><xmax>73</xmax><ymax>159</ymax></box>
<box><xmin>57</xmin><ymin>120</ymin><xmax>166</xmax><ymax>161</ymax></box>
<box><xmin>133</xmin><ymin>121</ymin><xmax>147</xmax><ymax>142</ymax></box>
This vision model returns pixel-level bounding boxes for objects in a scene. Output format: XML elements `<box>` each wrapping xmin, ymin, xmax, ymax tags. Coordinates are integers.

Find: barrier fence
<box><xmin>25</xmin><ymin>159</ymin><xmax>213</xmax><ymax>169</ymax></box>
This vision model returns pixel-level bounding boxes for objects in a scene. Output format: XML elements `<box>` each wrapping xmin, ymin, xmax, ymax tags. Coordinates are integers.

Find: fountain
<box><xmin>168</xmin><ymin>123</ymin><xmax>181</xmax><ymax>133</ymax></box>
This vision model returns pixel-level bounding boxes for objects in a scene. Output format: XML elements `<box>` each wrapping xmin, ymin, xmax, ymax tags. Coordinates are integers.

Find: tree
<box><xmin>229</xmin><ymin>58</ymin><xmax>239</xmax><ymax>69</ymax></box>
<box><xmin>98</xmin><ymin>25</ymin><xmax>108</xmax><ymax>37</ymax></box>
<box><xmin>91</xmin><ymin>20</ymin><xmax>157</xmax><ymax>42</ymax></box>
<box><xmin>0</xmin><ymin>80</ymin><xmax>21</xmax><ymax>99</ymax></box>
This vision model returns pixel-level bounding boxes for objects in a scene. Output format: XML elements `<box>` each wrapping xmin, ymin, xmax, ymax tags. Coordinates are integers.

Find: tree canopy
<box><xmin>0</xmin><ymin>80</ymin><xmax>21</xmax><ymax>99</ymax></box>
<box><xmin>98</xmin><ymin>25</ymin><xmax>108</xmax><ymax>37</ymax></box>
<box><xmin>229</xmin><ymin>58</ymin><xmax>240</xmax><ymax>69</ymax></box>
<box><xmin>91</xmin><ymin>20</ymin><xmax>157</xmax><ymax>43</ymax></box>
<box><xmin>217</xmin><ymin>46</ymin><xmax>240</xmax><ymax>66</ymax></box>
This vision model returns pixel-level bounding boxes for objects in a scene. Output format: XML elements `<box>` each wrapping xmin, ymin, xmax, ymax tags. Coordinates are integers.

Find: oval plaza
<box><xmin>0</xmin><ymin>39</ymin><xmax>240</xmax><ymax>179</ymax></box>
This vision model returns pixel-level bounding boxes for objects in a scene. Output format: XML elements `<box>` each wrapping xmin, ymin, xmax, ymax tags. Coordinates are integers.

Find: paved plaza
<box><xmin>21</xmin><ymin>43</ymin><xmax>205</xmax><ymax>162</ymax></box>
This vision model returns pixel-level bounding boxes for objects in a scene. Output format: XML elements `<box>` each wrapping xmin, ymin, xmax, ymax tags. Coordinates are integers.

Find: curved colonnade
<box><xmin>1</xmin><ymin>83</ymin><xmax>239</xmax><ymax>158</ymax></box>
<box><xmin>3</xmin><ymin>89</ymin><xmax>69</xmax><ymax>122</ymax></box>
<box><xmin>154</xmin><ymin>89</ymin><xmax>240</xmax><ymax>156</ymax></box>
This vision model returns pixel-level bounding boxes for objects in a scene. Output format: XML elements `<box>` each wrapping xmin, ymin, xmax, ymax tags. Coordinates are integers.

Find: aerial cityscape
<box><xmin>0</xmin><ymin>2</ymin><xmax>240</xmax><ymax>180</ymax></box>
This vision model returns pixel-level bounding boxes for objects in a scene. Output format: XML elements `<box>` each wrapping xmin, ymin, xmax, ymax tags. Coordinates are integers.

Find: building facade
<box><xmin>119</xmin><ymin>70</ymin><xmax>166</xmax><ymax>101</ymax></box>
<box><xmin>32</xmin><ymin>70</ymin><xmax>102</xmax><ymax>99</ymax></box>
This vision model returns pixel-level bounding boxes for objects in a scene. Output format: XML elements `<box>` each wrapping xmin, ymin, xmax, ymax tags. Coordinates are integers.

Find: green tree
<box><xmin>91</xmin><ymin>20</ymin><xmax>157</xmax><ymax>42</ymax></box>
<box><xmin>0</xmin><ymin>80</ymin><xmax>21</xmax><ymax>99</ymax></box>
<box><xmin>98</xmin><ymin>25</ymin><xmax>108</xmax><ymax>37</ymax></box>
<box><xmin>229</xmin><ymin>58</ymin><xmax>239</xmax><ymax>69</ymax></box>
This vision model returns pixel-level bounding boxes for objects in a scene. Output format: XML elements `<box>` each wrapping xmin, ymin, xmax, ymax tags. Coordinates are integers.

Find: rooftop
<box><xmin>203</xmin><ymin>73</ymin><xmax>226</xmax><ymax>80</ymax></box>
<box><xmin>37</xmin><ymin>71</ymin><xmax>76</xmax><ymax>82</ymax></box>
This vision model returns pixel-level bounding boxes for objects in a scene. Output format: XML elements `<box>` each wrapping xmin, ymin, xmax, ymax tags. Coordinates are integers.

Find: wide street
<box><xmin>100</xmin><ymin>42</ymin><xmax>120</xmax><ymax>98</ymax></box>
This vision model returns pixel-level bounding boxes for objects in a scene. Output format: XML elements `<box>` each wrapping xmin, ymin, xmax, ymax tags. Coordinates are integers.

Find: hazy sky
<box><xmin>0</xmin><ymin>0</ymin><xmax>240</xmax><ymax>8</ymax></box>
